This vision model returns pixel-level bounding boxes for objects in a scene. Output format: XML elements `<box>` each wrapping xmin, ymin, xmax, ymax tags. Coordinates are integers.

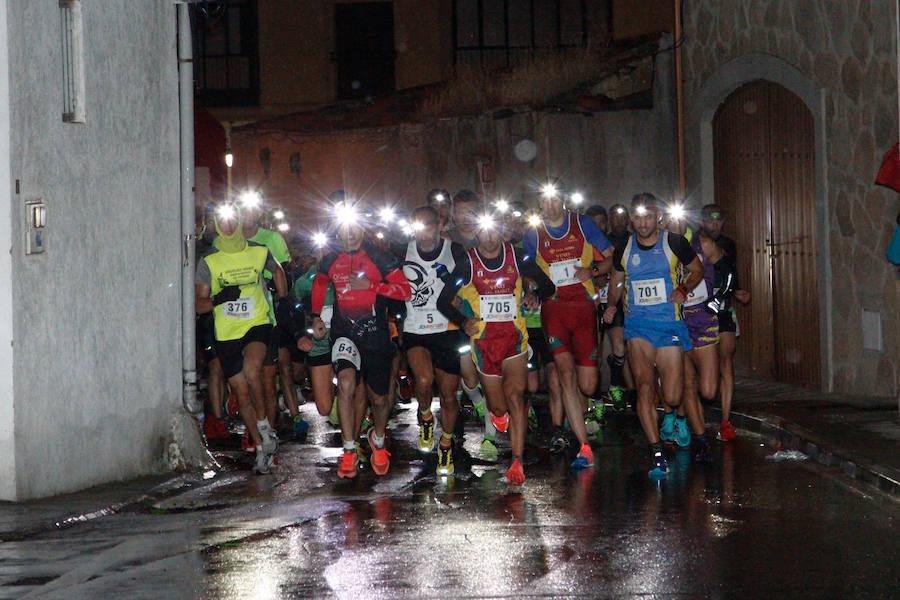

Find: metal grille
<box><xmin>60</xmin><ymin>0</ymin><xmax>85</xmax><ymax>123</ymax></box>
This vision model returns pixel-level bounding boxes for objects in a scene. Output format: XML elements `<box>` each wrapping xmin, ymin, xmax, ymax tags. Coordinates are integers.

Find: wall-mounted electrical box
<box><xmin>25</xmin><ymin>199</ymin><xmax>46</xmax><ymax>255</ymax></box>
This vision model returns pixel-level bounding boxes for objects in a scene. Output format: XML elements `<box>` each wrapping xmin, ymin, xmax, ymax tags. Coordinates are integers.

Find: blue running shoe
<box><xmin>571</xmin><ymin>443</ymin><xmax>594</xmax><ymax>469</ymax></box>
<box><xmin>660</xmin><ymin>412</ymin><xmax>676</xmax><ymax>443</ymax></box>
<box><xmin>649</xmin><ymin>450</ymin><xmax>668</xmax><ymax>480</ymax></box>
<box><xmin>675</xmin><ymin>416</ymin><xmax>691</xmax><ymax>449</ymax></box>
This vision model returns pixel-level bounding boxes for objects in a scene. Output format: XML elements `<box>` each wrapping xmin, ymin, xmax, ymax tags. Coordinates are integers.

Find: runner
<box><xmin>602</xmin><ymin>204</ymin><xmax>633</xmax><ymax>411</ymax></box>
<box><xmin>437</xmin><ymin>212</ymin><xmax>555</xmax><ymax>485</ymax></box>
<box><xmin>310</xmin><ymin>199</ymin><xmax>411</xmax><ymax>479</ymax></box>
<box><xmin>195</xmin><ymin>203</ymin><xmax>288</xmax><ymax>474</ymax></box>
<box><xmin>427</xmin><ymin>188</ymin><xmax>453</xmax><ymax>232</ymax></box>
<box><xmin>523</xmin><ymin>180</ymin><xmax>613</xmax><ymax>469</ymax></box>
<box><xmin>402</xmin><ymin>205</ymin><xmax>465</xmax><ymax>475</ymax></box>
<box><xmin>444</xmin><ymin>190</ymin><xmax>496</xmax><ymax>460</ymax></box>
<box><xmin>602</xmin><ymin>193</ymin><xmax>703</xmax><ymax>479</ymax></box>
<box><xmin>700</xmin><ymin>204</ymin><xmax>750</xmax><ymax>441</ymax></box>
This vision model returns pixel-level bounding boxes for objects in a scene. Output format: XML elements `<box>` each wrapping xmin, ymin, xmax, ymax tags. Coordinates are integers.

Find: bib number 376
<box><xmin>223</xmin><ymin>297</ymin><xmax>254</xmax><ymax>319</ymax></box>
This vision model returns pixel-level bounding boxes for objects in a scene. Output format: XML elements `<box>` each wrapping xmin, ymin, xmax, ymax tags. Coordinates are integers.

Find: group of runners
<box><xmin>195</xmin><ymin>182</ymin><xmax>749</xmax><ymax>483</ymax></box>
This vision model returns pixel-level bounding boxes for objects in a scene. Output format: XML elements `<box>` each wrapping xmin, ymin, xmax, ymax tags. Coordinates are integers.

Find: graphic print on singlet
<box><xmin>402</xmin><ymin>239</ymin><xmax>456</xmax><ymax>334</ymax></box>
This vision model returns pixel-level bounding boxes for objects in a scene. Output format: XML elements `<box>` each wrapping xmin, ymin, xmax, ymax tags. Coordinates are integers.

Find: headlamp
<box><xmin>239</xmin><ymin>191</ymin><xmax>261</xmax><ymax>209</ymax></box>
<box><xmin>478</xmin><ymin>214</ymin><xmax>496</xmax><ymax>231</ymax></box>
<box><xmin>541</xmin><ymin>182</ymin><xmax>559</xmax><ymax>199</ymax></box>
<box><xmin>272</xmin><ymin>210</ymin><xmax>285</xmax><ymax>220</ymax></box>
<box><xmin>667</xmin><ymin>204</ymin><xmax>686</xmax><ymax>221</ymax></box>
<box><xmin>379</xmin><ymin>207</ymin><xmax>395</xmax><ymax>224</ymax></box>
<box><xmin>375</xmin><ymin>231</ymin><xmax>385</xmax><ymax>240</ymax></box>
<box><xmin>494</xmin><ymin>199</ymin><xmax>509</xmax><ymax>213</ymax></box>
<box><xmin>333</xmin><ymin>201</ymin><xmax>359</xmax><ymax>226</ymax></box>
<box><xmin>634</xmin><ymin>205</ymin><xmax>649</xmax><ymax>217</ymax></box>
<box><xmin>277</xmin><ymin>223</ymin><xmax>290</xmax><ymax>232</ymax></box>
<box><xmin>614</xmin><ymin>206</ymin><xmax>627</xmax><ymax>215</ymax></box>
<box><xmin>512</xmin><ymin>210</ymin><xmax>523</xmax><ymax>218</ymax></box>
<box><xmin>312</xmin><ymin>232</ymin><xmax>328</xmax><ymax>248</ymax></box>
<box><xmin>527</xmin><ymin>214</ymin><xmax>542</xmax><ymax>227</ymax></box>
<box><xmin>411</xmin><ymin>220</ymin><xmax>426</xmax><ymax>232</ymax></box>
<box><xmin>216</xmin><ymin>203</ymin><xmax>237</xmax><ymax>221</ymax></box>
<box><xmin>433</xmin><ymin>193</ymin><xmax>445</xmax><ymax>203</ymax></box>
<box><xmin>570</xmin><ymin>192</ymin><xmax>584</xmax><ymax>205</ymax></box>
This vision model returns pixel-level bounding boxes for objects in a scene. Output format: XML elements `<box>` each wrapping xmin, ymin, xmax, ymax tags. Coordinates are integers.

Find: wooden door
<box><xmin>712</xmin><ymin>81</ymin><xmax>820</xmax><ymax>387</ymax></box>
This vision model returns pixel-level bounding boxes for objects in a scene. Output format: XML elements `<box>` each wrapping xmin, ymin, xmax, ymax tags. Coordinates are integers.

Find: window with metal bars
<box><xmin>453</xmin><ymin>0</ymin><xmax>588</xmax><ymax>70</ymax></box>
<box><xmin>194</xmin><ymin>0</ymin><xmax>259</xmax><ymax>107</ymax></box>
<box><xmin>59</xmin><ymin>0</ymin><xmax>86</xmax><ymax>123</ymax></box>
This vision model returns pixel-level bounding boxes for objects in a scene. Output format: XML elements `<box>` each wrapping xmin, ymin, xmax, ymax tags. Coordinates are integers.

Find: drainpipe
<box><xmin>178</xmin><ymin>2</ymin><xmax>201</xmax><ymax>418</ymax></box>
<box><xmin>674</xmin><ymin>0</ymin><xmax>686</xmax><ymax>198</ymax></box>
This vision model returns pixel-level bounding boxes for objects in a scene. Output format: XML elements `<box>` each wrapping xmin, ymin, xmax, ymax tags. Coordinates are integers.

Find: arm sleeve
<box><xmin>578</xmin><ymin>214</ymin><xmax>612</xmax><ymax>253</ymax></box>
<box><xmin>372</xmin><ymin>268</ymin><xmax>411</xmax><ymax>301</ymax></box>
<box><xmin>514</xmin><ymin>245</ymin><xmax>556</xmax><ymax>300</ymax></box>
<box><xmin>311</xmin><ymin>272</ymin><xmax>330</xmax><ymax>314</ymax></box>
<box><xmin>612</xmin><ymin>245</ymin><xmax>625</xmax><ymax>272</ymax></box>
<box><xmin>436</xmin><ymin>253</ymin><xmax>472</xmax><ymax>328</ymax></box>
<box><xmin>195</xmin><ymin>258</ymin><xmax>211</xmax><ymax>288</ymax></box>
<box><xmin>667</xmin><ymin>233</ymin><xmax>698</xmax><ymax>266</ymax></box>
<box><xmin>264</xmin><ymin>251</ymin><xmax>280</xmax><ymax>274</ymax></box>
<box><xmin>521</xmin><ymin>228</ymin><xmax>538</xmax><ymax>260</ymax></box>
<box><xmin>450</xmin><ymin>241</ymin><xmax>467</xmax><ymax>264</ymax></box>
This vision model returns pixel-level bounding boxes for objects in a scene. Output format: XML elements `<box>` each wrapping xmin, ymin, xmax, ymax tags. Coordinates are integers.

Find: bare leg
<box><xmin>718</xmin><ymin>332</ymin><xmax>737</xmax><ymax>421</ymax></box>
<box><xmin>278</xmin><ymin>347</ymin><xmax>300</xmax><ymax>417</ymax></box>
<box><xmin>310</xmin><ymin>363</ymin><xmax>335</xmax><ymax>416</ymax></box>
<box><xmin>553</xmin><ymin>351</ymin><xmax>590</xmax><ymax>446</ymax></box>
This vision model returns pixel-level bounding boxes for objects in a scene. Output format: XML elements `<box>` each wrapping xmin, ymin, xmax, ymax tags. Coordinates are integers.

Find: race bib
<box><xmin>549</xmin><ymin>258</ymin><xmax>582</xmax><ymax>287</ymax></box>
<box><xmin>407</xmin><ymin>306</ymin><xmax>449</xmax><ymax>333</ymax></box>
<box><xmin>596</xmin><ymin>282</ymin><xmax>609</xmax><ymax>304</ymax></box>
<box><xmin>222</xmin><ymin>297</ymin><xmax>254</xmax><ymax>319</ymax></box>
<box><xmin>480</xmin><ymin>294</ymin><xmax>517</xmax><ymax>322</ymax></box>
<box><xmin>632</xmin><ymin>278</ymin><xmax>666</xmax><ymax>306</ymax></box>
<box><xmin>331</xmin><ymin>337</ymin><xmax>361</xmax><ymax>370</ymax></box>
<box><xmin>684</xmin><ymin>281</ymin><xmax>709</xmax><ymax>307</ymax></box>
<box><xmin>321</xmin><ymin>305</ymin><xmax>334</xmax><ymax>328</ymax></box>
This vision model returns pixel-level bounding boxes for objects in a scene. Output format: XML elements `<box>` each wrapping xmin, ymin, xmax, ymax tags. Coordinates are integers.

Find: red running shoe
<box><xmin>490</xmin><ymin>412</ymin><xmax>510</xmax><ymax>433</ymax></box>
<box><xmin>718</xmin><ymin>420</ymin><xmax>736</xmax><ymax>441</ymax></box>
<box><xmin>368</xmin><ymin>430</ymin><xmax>391</xmax><ymax>476</ymax></box>
<box><xmin>225</xmin><ymin>391</ymin><xmax>239</xmax><ymax>418</ymax></box>
<box><xmin>337</xmin><ymin>450</ymin><xmax>359</xmax><ymax>479</ymax></box>
<box><xmin>506</xmin><ymin>458</ymin><xmax>525</xmax><ymax>485</ymax></box>
<box><xmin>203</xmin><ymin>417</ymin><xmax>229</xmax><ymax>441</ymax></box>
<box><xmin>396</xmin><ymin>371</ymin><xmax>414</xmax><ymax>402</ymax></box>
<box><xmin>241</xmin><ymin>431</ymin><xmax>256</xmax><ymax>452</ymax></box>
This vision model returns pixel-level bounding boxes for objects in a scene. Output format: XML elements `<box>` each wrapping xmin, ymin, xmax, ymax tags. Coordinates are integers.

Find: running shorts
<box><xmin>542</xmin><ymin>299</ymin><xmax>598</xmax><ymax>367</ymax></box>
<box><xmin>403</xmin><ymin>330</ymin><xmax>461</xmax><ymax>375</ymax></box>
<box><xmin>684</xmin><ymin>305</ymin><xmax>719</xmax><ymax>349</ymax></box>
<box><xmin>527</xmin><ymin>326</ymin><xmax>553</xmax><ymax>371</ymax></box>
<box><xmin>471</xmin><ymin>329</ymin><xmax>529</xmax><ymax>377</ymax></box>
<box><xmin>624</xmin><ymin>318</ymin><xmax>692</xmax><ymax>351</ymax></box>
<box><xmin>217</xmin><ymin>324</ymin><xmax>274</xmax><ymax>379</ymax></box>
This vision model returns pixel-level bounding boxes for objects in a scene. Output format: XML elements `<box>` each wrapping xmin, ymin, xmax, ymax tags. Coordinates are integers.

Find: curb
<box><xmin>707</xmin><ymin>406</ymin><xmax>900</xmax><ymax>499</ymax></box>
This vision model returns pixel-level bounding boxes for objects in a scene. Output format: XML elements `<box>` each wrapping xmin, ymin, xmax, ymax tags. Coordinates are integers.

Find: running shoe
<box><xmin>660</xmin><ymin>412</ymin><xmax>676</xmax><ymax>443</ymax></box>
<box><xmin>505</xmin><ymin>458</ymin><xmax>525</xmax><ymax>485</ymax></box>
<box><xmin>260</xmin><ymin>426</ymin><xmax>278</xmax><ymax>455</ymax></box>
<box><xmin>549</xmin><ymin>429</ymin><xmax>569</xmax><ymax>453</ymax></box>
<box><xmin>490</xmin><ymin>412</ymin><xmax>510</xmax><ymax>433</ymax></box>
<box><xmin>694</xmin><ymin>439</ymin><xmax>713</xmax><ymax>463</ymax></box>
<box><xmin>718</xmin><ymin>420</ymin><xmax>736</xmax><ymax>441</ymax></box>
<box><xmin>527</xmin><ymin>406</ymin><xmax>538</xmax><ymax>432</ymax></box>
<box><xmin>675</xmin><ymin>416</ymin><xmax>691</xmax><ymax>449</ymax></box>
<box><xmin>241</xmin><ymin>431</ymin><xmax>256</xmax><ymax>453</ymax></box>
<box><xmin>337</xmin><ymin>450</ymin><xmax>359</xmax><ymax>479</ymax></box>
<box><xmin>293</xmin><ymin>414</ymin><xmax>309</xmax><ymax>440</ymax></box>
<box><xmin>571</xmin><ymin>443</ymin><xmax>594</xmax><ymax>469</ymax></box>
<box><xmin>472</xmin><ymin>399</ymin><xmax>486</xmax><ymax>422</ymax></box>
<box><xmin>649</xmin><ymin>449</ymin><xmax>668</xmax><ymax>480</ymax></box>
<box><xmin>418</xmin><ymin>414</ymin><xmax>435</xmax><ymax>453</ymax></box>
<box><xmin>609</xmin><ymin>386</ymin><xmax>627</xmax><ymax>412</ymax></box>
<box><xmin>368</xmin><ymin>430</ymin><xmax>391</xmax><ymax>476</ymax></box>
<box><xmin>328</xmin><ymin>399</ymin><xmax>340</xmax><ymax>426</ymax></box>
<box><xmin>588</xmin><ymin>398</ymin><xmax>606</xmax><ymax>424</ymax></box>
<box><xmin>480</xmin><ymin>436</ymin><xmax>499</xmax><ymax>462</ymax></box>
<box><xmin>253</xmin><ymin>449</ymin><xmax>272</xmax><ymax>475</ymax></box>
<box><xmin>436</xmin><ymin>444</ymin><xmax>454</xmax><ymax>476</ymax></box>
<box><xmin>225</xmin><ymin>391</ymin><xmax>239</xmax><ymax>418</ymax></box>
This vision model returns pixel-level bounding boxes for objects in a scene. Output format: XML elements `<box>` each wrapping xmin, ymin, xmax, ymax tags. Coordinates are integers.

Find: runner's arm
<box><xmin>436</xmin><ymin>254</ymin><xmax>472</xmax><ymax>328</ymax></box>
<box><xmin>310</xmin><ymin>271</ymin><xmax>330</xmax><ymax>315</ymax></box>
<box><xmin>514</xmin><ymin>246</ymin><xmax>555</xmax><ymax>300</ymax></box>
<box><xmin>606</xmin><ymin>246</ymin><xmax>627</xmax><ymax>307</ymax></box>
<box><xmin>372</xmin><ymin>268</ymin><xmax>411</xmax><ymax>301</ymax></box>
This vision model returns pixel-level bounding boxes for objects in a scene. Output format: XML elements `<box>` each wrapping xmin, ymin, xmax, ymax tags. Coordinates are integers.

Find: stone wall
<box><xmin>681</xmin><ymin>1</ymin><xmax>899</xmax><ymax>397</ymax></box>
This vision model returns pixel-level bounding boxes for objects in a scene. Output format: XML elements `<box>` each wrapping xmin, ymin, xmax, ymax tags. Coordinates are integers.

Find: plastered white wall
<box><xmin>5</xmin><ymin>0</ymin><xmax>181</xmax><ymax>500</ymax></box>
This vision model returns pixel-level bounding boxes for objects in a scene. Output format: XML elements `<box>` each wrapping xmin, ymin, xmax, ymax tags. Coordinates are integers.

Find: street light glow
<box><xmin>224</xmin><ymin>152</ymin><xmax>233</xmax><ymax>168</ymax></box>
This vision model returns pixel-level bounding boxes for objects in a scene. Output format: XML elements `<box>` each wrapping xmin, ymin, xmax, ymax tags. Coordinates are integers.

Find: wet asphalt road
<box><xmin>0</xmin><ymin>397</ymin><xmax>896</xmax><ymax>599</ymax></box>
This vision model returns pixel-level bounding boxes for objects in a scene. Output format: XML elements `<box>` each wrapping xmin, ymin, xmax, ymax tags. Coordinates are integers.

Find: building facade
<box><xmin>682</xmin><ymin>1</ymin><xmax>899</xmax><ymax>397</ymax></box>
<box><xmin>0</xmin><ymin>0</ymin><xmax>183</xmax><ymax>500</ymax></box>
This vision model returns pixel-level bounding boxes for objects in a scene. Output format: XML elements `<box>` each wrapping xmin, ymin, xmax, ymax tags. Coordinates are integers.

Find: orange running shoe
<box><xmin>490</xmin><ymin>412</ymin><xmax>510</xmax><ymax>433</ymax></box>
<box><xmin>718</xmin><ymin>420</ymin><xmax>736</xmax><ymax>441</ymax></box>
<box><xmin>368</xmin><ymin>430</ymin><xmax>391</xmax><ymax>475</ymax></box>
<box><xmin>506</xmin><ymin>458</ymin><xmax>525</xmax><ymax>485</ymax></box>
<box><xmin>571</xmin><ymin>443</ymin><xmax>594</xmax><ymax>469</ymax></box>
<box><xmin>337</xmin><ymin>450</ymin><xmax>359</xmax><ymax>479</ymax></box>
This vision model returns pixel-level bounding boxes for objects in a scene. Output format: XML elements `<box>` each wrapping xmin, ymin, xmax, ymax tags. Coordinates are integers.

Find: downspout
<box><xmin>178</xmin><ymin>2</ymin><xmax>201</xmax><ymax>417</ymax></box>
<box><xmin>674</xmin><ymin>0</ymin><xmax>686</xmax><ymax>198</ymax></box>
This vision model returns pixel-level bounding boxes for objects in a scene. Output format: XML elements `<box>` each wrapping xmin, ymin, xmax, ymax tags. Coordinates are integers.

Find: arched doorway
<box><xmin>712</xmin><ymin>80</ymin><xmax>820</xmax><ymax>387</ymax></box>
